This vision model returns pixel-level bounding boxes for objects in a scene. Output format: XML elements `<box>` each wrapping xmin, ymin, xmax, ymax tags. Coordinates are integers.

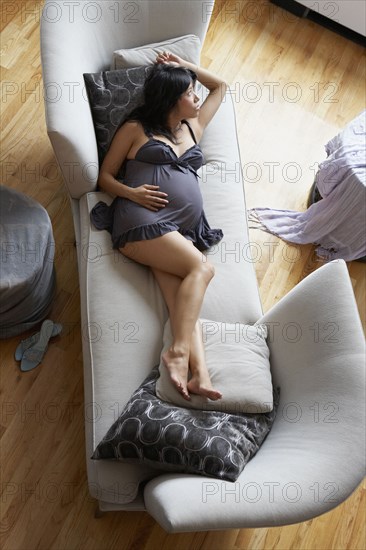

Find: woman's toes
<box><xmin>199</xmin><ymin>387</ymin><xmax>222</xmax><ymax>401</ymax></box>
<box><xmin>187</xmin><ymin>378</ymin><xmax>222</xmax><ymax>401</ymax></box>
<box><xmin>174</xmin><ymin>379</ymin><xmax>191</xmax><ymax>400</ymax></box>
<box><xmin>208</xmin><ymin>389</ymin><xmax>222</xmax><ymax>401</ymax></box>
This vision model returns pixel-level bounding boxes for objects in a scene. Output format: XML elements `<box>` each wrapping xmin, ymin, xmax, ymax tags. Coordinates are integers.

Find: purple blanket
<box><xmin>248</xmin><ymin>110</ymin><xmax>366</xmax><ymax>261</ymax></box>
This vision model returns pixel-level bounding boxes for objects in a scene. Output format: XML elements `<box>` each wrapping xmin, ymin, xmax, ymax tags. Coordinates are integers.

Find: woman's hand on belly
<box><xmin>130</xmin><ymin>184</ymin><xmax>169</xmax><ymax>212</ymax></box>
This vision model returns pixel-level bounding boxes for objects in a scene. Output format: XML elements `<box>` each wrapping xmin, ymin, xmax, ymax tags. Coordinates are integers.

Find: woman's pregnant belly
<box><xmin>115</xmin><ymin>162</ymin><xmax>203</xmax><ymax>232</ymax></box>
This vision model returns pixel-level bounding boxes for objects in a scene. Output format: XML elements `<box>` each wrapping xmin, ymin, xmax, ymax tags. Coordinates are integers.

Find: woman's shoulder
<box><xmin>115</xmin><ymin>120</ymin><xmax>145</xmax><ymax>141</ymax></box>
<box><xmin>121</xmin><ymin>120</ymin><xmax>142</xmax><ymax>132</ymax></box>
<box><xmin>184</xmin><ymin>118</ymin><xmax>203</xmax><ymax>143</ymax></box>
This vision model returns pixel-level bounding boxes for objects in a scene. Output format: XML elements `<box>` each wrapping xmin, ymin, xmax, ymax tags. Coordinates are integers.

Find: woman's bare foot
<box><xmin>187</xmin><ymin>373</ymin><xmax>222</xmax><ymax>401</ymax></box>
<box><xmin>162</xmin><ymin>347</ymin><xmax>191</xmax><ymax>400</ymax></box>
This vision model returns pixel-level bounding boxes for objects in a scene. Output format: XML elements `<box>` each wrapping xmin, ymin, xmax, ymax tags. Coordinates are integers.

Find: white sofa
<box><xmin>40</xmin><ymin>0</ymin><xmax>365</xmax><ymax>532</ymax></box>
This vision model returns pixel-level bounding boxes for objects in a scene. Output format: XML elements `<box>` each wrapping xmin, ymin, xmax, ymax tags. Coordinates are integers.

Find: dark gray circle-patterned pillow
<box><xmin>84</xmin><ymin>66</ymin><xmax>152</xmax><ymax>165</ymax></box>
<box><xmin>92</xmin><ymin>366</ymin><xmax>279</xmax><ymax>482</ymax></box>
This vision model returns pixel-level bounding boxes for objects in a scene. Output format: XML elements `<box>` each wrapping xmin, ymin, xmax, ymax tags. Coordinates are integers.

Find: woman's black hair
<box><xmin>126</xmin><ymin>64</ymin><xmax>197</xmax><ymax>143</ymax></box>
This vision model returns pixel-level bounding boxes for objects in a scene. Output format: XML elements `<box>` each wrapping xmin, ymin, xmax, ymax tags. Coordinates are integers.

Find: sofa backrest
<box><xmin>40</xmin><ymin>0</ymin><xmax>216</xmax><ymax>199</ymax></box>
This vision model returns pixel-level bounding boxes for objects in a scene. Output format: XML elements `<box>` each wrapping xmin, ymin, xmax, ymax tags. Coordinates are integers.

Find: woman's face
<box><xmin>176</xmin><ymin>82</ymin><xmax>200</xmax><ymax>118</ymax></box>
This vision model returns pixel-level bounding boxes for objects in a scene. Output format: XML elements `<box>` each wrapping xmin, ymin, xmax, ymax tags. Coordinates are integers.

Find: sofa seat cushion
<box><xmin>91</xmin><ymin>366</ymin><xmax>279</xmax><ymax>482</ymax></box>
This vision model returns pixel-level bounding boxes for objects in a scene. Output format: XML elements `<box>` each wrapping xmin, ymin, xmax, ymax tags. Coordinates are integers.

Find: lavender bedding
<box><xmin>249</xmin><ymin>110</ymin><xmax>366</xmax><ymax>261</ymax></box>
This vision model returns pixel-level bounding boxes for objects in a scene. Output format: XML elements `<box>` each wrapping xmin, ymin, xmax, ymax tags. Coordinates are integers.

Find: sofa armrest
<box><xmin>257</xmin><ymin>259</ymin><xmax>365</xmax><ymax>492</ymax></box>
<box><xmin>258</xmin><ymin>260</ymin><xmax>364</xmax><ymax>404</ymax></box>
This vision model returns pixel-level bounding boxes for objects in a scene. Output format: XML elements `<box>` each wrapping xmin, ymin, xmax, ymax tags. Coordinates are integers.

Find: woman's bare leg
<box><xmin>120</xmin><ymin>232</ymin><xmax>215</xmax><ymax>399</ymax></box>
<box><xmin>187</xmin><ymin>320</ymin><xmax>222</xmax><ymax>399</ymax></box>
<box><xmin>152</xmin><ymin>267</ymin><xmax>222</xmax><ymax>400</ymax></box>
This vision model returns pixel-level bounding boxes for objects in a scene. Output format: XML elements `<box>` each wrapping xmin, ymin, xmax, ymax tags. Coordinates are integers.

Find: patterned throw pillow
<box><xmin>83</xmin><ymin>65</ymin><xmax>152</xmax><ymax>165</ymax></box>
<box><xmin>92</xmin><ymin>367</ymin><xmax>279</xmax><ymax>482</ymax></box>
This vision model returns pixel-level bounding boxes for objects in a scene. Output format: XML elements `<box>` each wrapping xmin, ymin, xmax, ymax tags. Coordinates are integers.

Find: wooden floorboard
<box><xmin>1</xmin><ymin>1</ymin><xmax>365</xmax><ymax>548</ymax></box>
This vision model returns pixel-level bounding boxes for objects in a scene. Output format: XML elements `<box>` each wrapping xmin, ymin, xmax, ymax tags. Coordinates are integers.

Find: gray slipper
<box><xmin>20</xmin><ymin>320</ymin><xmax>56</xmax><ymax>372</ymax></box>
<box><xmin>15</xmin><ymin>322</ymin><xmax>63</xmax><ymax>361</ymax></box>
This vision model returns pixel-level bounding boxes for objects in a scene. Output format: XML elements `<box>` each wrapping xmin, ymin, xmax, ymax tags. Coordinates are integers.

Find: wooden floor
<box><xmin>1</xmin><ymin>1</ymin><xmax>365</xmax><ymax>549</ymax></box>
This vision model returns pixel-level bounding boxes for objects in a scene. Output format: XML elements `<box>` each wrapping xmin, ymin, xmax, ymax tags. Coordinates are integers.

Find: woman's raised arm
<box><xmin>156</xmin><ymin>52</ymin><xmax>228</xmax><ymax>139</ymax></box>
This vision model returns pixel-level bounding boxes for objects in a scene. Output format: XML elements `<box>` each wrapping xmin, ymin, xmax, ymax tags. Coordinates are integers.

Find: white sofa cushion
<box><xmin>156</xmin><ymin>319</ymin><xmax>273</xmax><ymax>413</ymax></box>
<box><xmin>112</xmin><ymin>34</ymin><xmax>201</xmax><ymax>69</ymax></box>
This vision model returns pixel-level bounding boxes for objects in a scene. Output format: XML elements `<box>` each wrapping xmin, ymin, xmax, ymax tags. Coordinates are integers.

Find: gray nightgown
<box><xmin>90</xmin><ymin>121</ymin><xmax>223</xmax><ymax>251</ymax></box>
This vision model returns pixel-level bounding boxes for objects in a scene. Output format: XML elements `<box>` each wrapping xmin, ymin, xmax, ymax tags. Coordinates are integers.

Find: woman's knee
<box><xmin>195</xmin><ymin>260</ymin><xmax>215</xmax><ymax>284</ymax></box>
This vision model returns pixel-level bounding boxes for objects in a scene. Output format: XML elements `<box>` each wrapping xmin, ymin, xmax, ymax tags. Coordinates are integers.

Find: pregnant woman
<box><xmin>91</xmin><ymin>52</ymin><xmax>226</xmax><ymax>401</ymax></box>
